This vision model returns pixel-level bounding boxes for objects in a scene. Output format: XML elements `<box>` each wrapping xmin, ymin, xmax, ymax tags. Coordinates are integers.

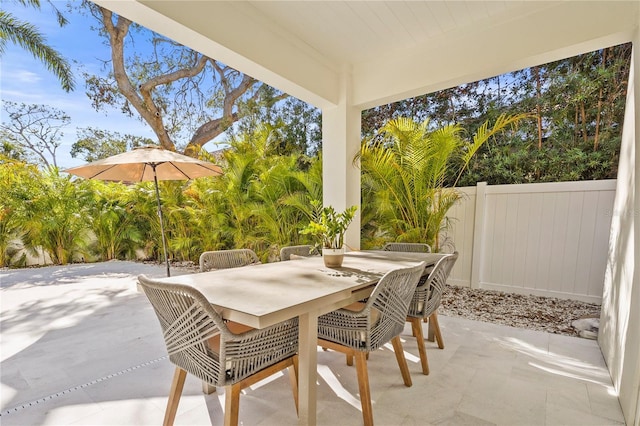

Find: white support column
<box><xmin>600</xmin><ymin>39</ymin><xmax>639</xmax><ymax>426</ymax></box>
<box><xmin>470</xmin><ymin>181</ymin><xmax>487</xmax><ymax>289</ymax></box>
<box><xmin>322</xmin><ymin>71</ymin><xmax>362</xmax><ymax>250</ymax></box>
<box><xmin>628</xmin><ymin>37</ymin><xmax>640</xmax><ymax>426</ymax></box>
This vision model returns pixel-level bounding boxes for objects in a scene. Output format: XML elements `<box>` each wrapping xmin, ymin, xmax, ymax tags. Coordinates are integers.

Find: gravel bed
<box><xmin>440</xmin><ymin>284</ymin><xmax>601</xmax><ymax>337</ymax></box>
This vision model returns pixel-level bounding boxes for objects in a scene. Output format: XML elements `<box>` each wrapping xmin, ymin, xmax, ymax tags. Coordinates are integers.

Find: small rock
<box><xmin>572</xmin><ymin>317</ymin><xmax>599</xmax><ymax>340</ymax></box>
<box><xmin>578</xmin><ymin>330</ymin><xmax>599</xmax><ymax>340</ymax></box>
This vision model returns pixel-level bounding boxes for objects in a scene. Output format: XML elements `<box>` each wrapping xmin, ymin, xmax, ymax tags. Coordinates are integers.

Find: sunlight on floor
<box><xmin>382</xmin><ymin>341</ymin><xmax>421</xmax><ymax>363</ymax></box>
<box><xmin>497</xmin><ymin>336</ymin><xmax>616</xmax><ymax>394</ymax></box>
<box><xmin>1</xmin><ymin>276</ymin><xmax>139</xmax><ymax>361</ymax></box>
<box><xmin>317</xmin><ymin>364</ymin><xmax>361</xmax><ymax>410</ymax></box>
<box><xmin>0</xmin><ymin>384</ymin><xmax>17</xmax><ymax>409</ymax></box>
<box><xmin>248</xmin><ymin>371</ymin><xmax>285</xmax><ymax>391</ymax></box>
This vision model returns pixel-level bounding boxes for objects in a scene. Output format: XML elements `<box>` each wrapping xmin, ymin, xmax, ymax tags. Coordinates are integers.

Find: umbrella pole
<box><xmin>152</xmin><ymin>166</ymin><xmax>171</xmax><ymax>277</ymax></box>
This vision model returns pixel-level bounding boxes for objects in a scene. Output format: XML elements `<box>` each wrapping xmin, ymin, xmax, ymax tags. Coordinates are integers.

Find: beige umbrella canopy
<box><xmin>65</xmin><ymin>145</ymin><xmax>223</xmax><ymax>276</ymax></box>
<box><xmin>65</xmin><ymin>145</ymin><xmax>223</xmax><ymax>182</ymax></box>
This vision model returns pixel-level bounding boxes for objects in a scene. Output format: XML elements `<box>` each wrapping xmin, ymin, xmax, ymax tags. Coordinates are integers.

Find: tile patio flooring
<box><xmin>0</xmin><ymin>262</ymin><xmax>625</xmax><ymax>425</ymax></box>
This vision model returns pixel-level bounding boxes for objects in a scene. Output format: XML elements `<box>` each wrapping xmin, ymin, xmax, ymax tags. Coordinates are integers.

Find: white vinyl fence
<box><xmin>443</xmin><ymin>180</ymin><xmax>616</xmax><ymax>304</ymax></box>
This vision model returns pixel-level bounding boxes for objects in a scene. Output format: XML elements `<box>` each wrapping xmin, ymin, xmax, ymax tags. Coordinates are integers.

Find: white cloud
<box><xmin>1</xmin><ymin>89</ymin><xmax>48</xmax><ymax>104</ymax></box>
<box><xmin>2</xmin><ymin>68</ymin><xmax>42</xmax><ymax>85</ymax></box>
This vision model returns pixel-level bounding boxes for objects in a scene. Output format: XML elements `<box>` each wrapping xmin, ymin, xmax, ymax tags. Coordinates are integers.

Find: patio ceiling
<box><xmin>93</xmin><ymin>1</ymin><xmax>639</xmax><ymax>111</ymax></box>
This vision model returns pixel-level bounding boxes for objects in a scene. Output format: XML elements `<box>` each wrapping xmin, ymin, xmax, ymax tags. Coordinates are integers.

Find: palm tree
<box><xmin>19</xmin><ymin>168</ymin><xmax>92</xmax><ymax>264</ymax></box>
<box><xmin>359</xmin><ymin>114</ymin><xmax>528</xmax><ymax>250</ymax></box>
<box><xmin>0</xmin><ymin>0</ymin><xmax>75</xmax><ymax>91</ymax></box>
<box><xmin>162</xmin><ymin>181</ymin><xmax>199</xmax><ymax>262</ymax></box>
<box><xmin>124</xmin><ymin>182</ymin><xmax>163</xmax><ymax>261</ymax></box>
<box><xmin>280</xmin><ymin>158</ymin><xmax>323</xmax><ymax>243</ymax></box>
<box><xmin>87</xmin><ymin>181</ymin><xmax>144</xmax><ymax>261</ymax></box>
<box><xmin>0</xmin><ymin>157</ymin><xmax>40</xmax><ymax>266</ymax></box>
<box><xmin>183</xmin><ymin>125</ymin><xmax>323</xmax><ymax>261</ymax></box>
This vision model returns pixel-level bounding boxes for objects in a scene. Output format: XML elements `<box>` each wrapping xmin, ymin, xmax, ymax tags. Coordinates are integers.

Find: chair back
<box><xmin>437</xmin><ymin>233</ymin><xmax>457</xmax><ymax>254</ymax></box>
<box><xmin>199</xmin><ymin>249</ymin><xmax>261</xmax><ymax>272</ymax></box>
<box><xmin>408</xmin><ymin>252</ymin><xmax>459</xmax><ymax>318</ymax></box>
<box><xmin>139</xmin><ymin>274</ymin><xmax>299</xmax><ymax>387</ymax></box>
<box><xmin>382</xmin><ymin>242</ymin><xmax>432</xmax><ymax>253</ymax></box>
<box><xmin>280</xmin><ymin>245</ymin><xmax>319</xmax><ymax>261</ymax></box>
<box><xmin>365</xmin><ymin>261</ymin><xmax>426</xmax><ymax>350</ymax></box>
<box><xmin>138</xmin><ymin>274</ymin><xmax>228</xmax><ymax>386</ymax></box>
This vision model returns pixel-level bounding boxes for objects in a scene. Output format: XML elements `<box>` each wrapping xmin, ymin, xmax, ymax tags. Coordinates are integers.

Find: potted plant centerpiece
<box><xmin>301</xmin><ymin>201</ymin><xmax>357</xmax><ymax>268</ymax></box>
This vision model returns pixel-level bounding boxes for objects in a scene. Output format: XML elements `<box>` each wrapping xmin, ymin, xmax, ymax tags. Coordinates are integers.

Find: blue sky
<box><xmin>1</xmin><ymin>1</ymin><xmax>156</xmax><ymax>168</ymax></box>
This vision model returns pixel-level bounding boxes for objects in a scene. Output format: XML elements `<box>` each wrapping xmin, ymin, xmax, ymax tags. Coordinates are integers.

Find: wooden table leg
<box><xmin>298</xmin><ymin>311</ymin><xmax>318</xmax><ymax>425</ymax></box>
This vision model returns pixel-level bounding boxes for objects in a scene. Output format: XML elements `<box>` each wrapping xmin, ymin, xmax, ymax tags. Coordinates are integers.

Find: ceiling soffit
<box><xmin>93</xmin><ymin>1</ymin><xmax>638</xmax><ymax>110</ymax></box>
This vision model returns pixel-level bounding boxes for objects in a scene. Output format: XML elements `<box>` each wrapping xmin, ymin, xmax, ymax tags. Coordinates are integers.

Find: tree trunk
<box><xmin>580</xmin><ymin>102</ymin><xmax>587</xmax><ymax>144</ymax></box>
<box><xmin>449</xmin><ymin>97</ymin><xmax>456</xmax><ymax>123</ymax></box>
<box><xmin>100</xmin><ymin>9</ymin><xmax>175</xmax><ymax>150</ymax></box>
<box><xmin>593</xmin><ymin>48</ymin><xmax>607</xmax><ymax>151</ymax></box>
<box><xmin>533</xmin><ymin>66</ymin><xmax>543</xmax><ymax>150</ymax></box>
<box><xmin>594</xmin><ymin>90</ymin><xmax>602</xmax><ymax>151</ymax></box>
<box><xmin>574</xmin><ymin>109</ymin><xmax>579</xmax><ymax>144</ymax></box>
<box><xmin>97</xmin><ymin>6</ymin><xmax>261</xmax><ymax>157</ymax></box>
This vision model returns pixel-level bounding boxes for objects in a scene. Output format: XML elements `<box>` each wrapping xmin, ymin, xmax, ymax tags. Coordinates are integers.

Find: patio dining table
<box><xmin>153</xmin><ymin>250</ymin><xmax>443</xmax><ymax>425</ymax></box>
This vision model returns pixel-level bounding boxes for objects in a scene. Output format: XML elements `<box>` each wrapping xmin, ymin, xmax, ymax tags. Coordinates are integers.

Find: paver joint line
<box><xmin>0</xmin><ymin>356</ymin><xmax>168</xmax><ymax>417</ymax></box>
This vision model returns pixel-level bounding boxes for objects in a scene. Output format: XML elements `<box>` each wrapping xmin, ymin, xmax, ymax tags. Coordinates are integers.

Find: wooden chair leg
<box><xmin>346</xmin><ymin>352</ymin><xmax>367</xmax><ymax>365</ymax></box>
<box><xmin>427</xmin><ymin>316</ymin><xmax>435</xmax><ymax>342</ymax></box>
<box><xmin>202</xmin><ymin>381</ymin><xmax>216</xmax><ymax>394</ymax></box>
<box><xmin>220</xmin><ymin>356</ymin><xmax>297</xmax><ymax>425</ymax></box>
<box><xmin>346</xmin><ymin>354</ymin><xmax>353</xmax><ymax>366</ymax></box>
<box><xmin>164</xmin><ymin>367</ymin><xmax>187</xmax><ymax>426</ymax></box>
<box><xmin>410</xmin><ymin>317</ymin><xmax>429</xmax><ymax>375</ymax></box>
<box><xmin>391</xmin><ymin>336</ymin><xmax>412</xmax><ymax>386</ymax></box>
<box><xmin>224</xmin><ymin>384</ymin><xmax>242</xmax><ymax>426</ymax></box>
<box><xmin>354</xmin><ymin>351</ymin><xmax>373</xmax><ymax>426</ymax></box>
<box><xmin>289</xmin><ymin>355</ymin><xmax>299</xmax><ymax>414</ymax></box>
<box><xmin>430</xmin><ymin>312</ymin><xmax>444</xmax><ymax>349</ymax></box>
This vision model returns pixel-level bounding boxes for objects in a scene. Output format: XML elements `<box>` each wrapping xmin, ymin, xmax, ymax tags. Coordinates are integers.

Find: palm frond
<box><xmin>0</xmin><ymin>11</ymin><xmax>75</xmax><ymax>91</ymax></box>
<box><xmin>454</xmin><ymin>113</ymin><xmax>533</xmax><ymax>186</ymax></box>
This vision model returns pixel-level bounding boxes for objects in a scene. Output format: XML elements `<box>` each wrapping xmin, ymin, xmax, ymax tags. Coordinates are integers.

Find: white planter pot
<box><xmin>322</xmin><ymin>247</ymin><xmax>344</xmax><ymax>268</ymax></box>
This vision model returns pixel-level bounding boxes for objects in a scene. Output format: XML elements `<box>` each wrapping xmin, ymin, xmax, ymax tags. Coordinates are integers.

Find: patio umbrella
<box><xmin>65</xmin><ymin>145</ymin><xmax>223</xmax><ymax>277</ymax></box>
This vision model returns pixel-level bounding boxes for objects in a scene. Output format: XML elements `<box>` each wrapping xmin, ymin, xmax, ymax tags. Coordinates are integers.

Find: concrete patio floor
<box><xmin>0</xmin><ymin>261</ymin><xmax>625</xmax><ymax>425</ymax></box>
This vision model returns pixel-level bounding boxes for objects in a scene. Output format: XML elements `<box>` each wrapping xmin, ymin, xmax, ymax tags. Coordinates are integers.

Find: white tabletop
<box><xmin>154</xmin><ymin>250</ymin><xmax>443</xmax><ymax>328</ymax></box>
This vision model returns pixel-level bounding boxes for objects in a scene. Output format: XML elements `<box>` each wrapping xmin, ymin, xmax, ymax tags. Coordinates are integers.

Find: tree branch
<box><xmin>99</xmin><ymin>7</ymin><xmax>175</xmax><ymax>149</ymax></box>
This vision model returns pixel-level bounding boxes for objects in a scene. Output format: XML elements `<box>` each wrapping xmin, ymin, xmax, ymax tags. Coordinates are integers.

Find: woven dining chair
<box><xmin>406</xmin><ymin>252</ymin><xmax>458</xmax><ymax>375</ymax></box>
<box><xmin>199</xmin><ymin>248</ymin><xmax>261</xmax><ymax>272</ymax></box>
<box><xmin>382</xmin><ymin>242</ymin><xmax>432</xmax><ymax>253</ymax></box>
<box><xmin>279</xmin><ymin>245</ymin><xmax>319</xmax><ymax>261</ymax></box>
<box><xmin>137</xmin><ymin>275</ymin><xmax>299</xmax><ymax>426</ymax></box>
<box><xmin>197</xmin><ymin>248</ymin><xmax>263</xmax><ymax>394</ymax></box>
<box><xmin>317</xmin><ymin>262</ymin><xmax>426</xmax><ymax>426</ymax></box>
<box><xmin>382</xmin><ymin>241</ymin><xmax>436</xmax><ymax>328</ymax></box>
